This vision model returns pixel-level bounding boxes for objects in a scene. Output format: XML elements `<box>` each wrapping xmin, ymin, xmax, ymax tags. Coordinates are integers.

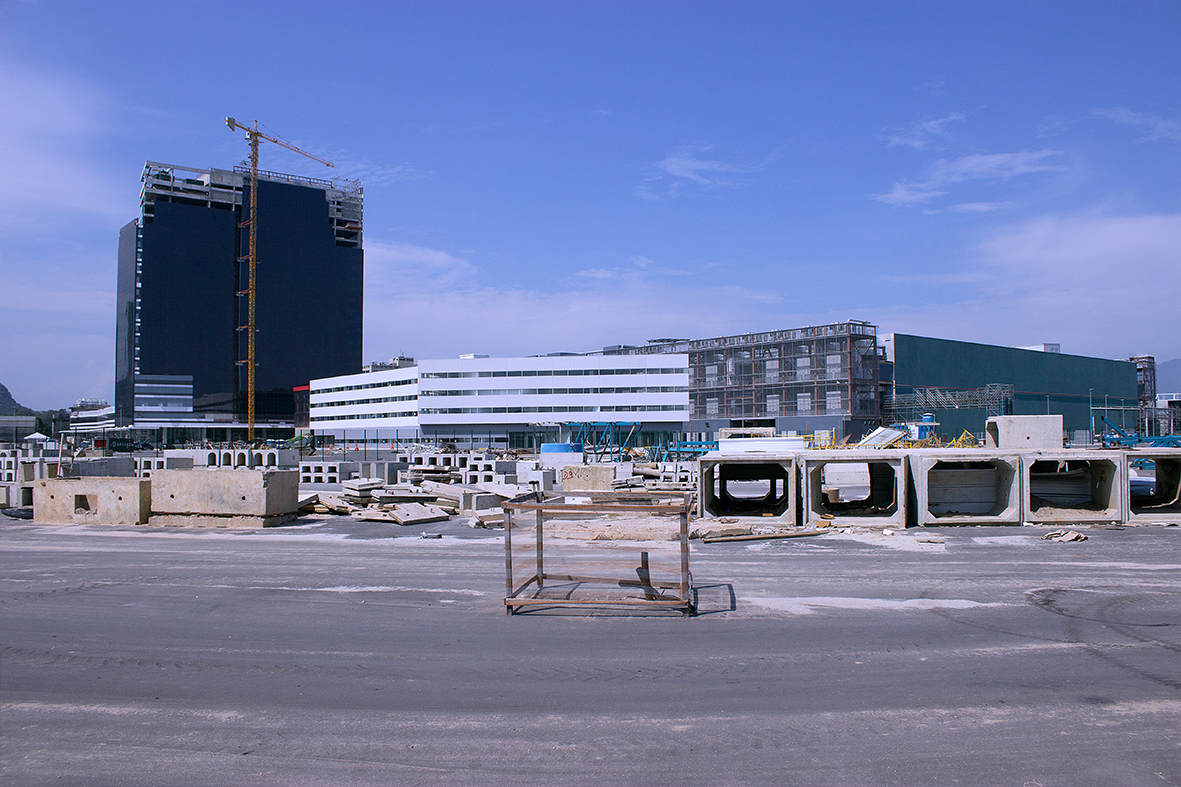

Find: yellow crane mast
<box><xmin>225</xmin><ymin>118</ymin><xmax>333</xmax><ymax>443</ymax></box>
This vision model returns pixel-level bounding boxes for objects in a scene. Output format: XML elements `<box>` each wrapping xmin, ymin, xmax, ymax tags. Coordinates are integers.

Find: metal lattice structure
<box><xmin>883</xmin><ymin>383</ymin><xmax>1014</xmax><ymax>425</ymax></box>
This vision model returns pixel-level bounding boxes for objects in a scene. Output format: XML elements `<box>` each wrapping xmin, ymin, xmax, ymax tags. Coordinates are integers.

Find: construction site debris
<box><xmin>701</xmin><ymin>530</ymin><xmax>824</xmax><ymax>544</ymax></box>
<box><xmin>1042</xmin><ymin>529</ymin><xmax>1088</xmax><ymax>542</ymax></box>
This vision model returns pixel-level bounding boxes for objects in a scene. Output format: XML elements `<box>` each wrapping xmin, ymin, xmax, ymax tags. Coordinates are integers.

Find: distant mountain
<box><xmin>1157</xmin><ymin>358</ymin><xmax>1181</xmax><ymax>394</ymax></box>
<box><xmin>0</xmin><ymin>383</ymin><xmax>35</xmax><ymax>416</ymax></box>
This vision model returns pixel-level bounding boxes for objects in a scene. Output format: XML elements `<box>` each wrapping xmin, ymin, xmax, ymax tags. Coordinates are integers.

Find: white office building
<box><xmin>308</xmin><ymin>354</ymin><xmax>690</xmax><ymax>450</ymax></box>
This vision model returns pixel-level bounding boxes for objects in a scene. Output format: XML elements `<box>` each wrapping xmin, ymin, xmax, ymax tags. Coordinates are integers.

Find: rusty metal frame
<box><xmin>503</xmin><ymin>491</ymin><xmax>694</xmax><ymax>615</ymax></box>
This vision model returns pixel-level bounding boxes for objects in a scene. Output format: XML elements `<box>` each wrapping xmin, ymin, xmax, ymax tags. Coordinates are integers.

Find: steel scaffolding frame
<box><xmin>883</xmin><ymin>383</ymin><xmax>1014</xmax><ymax>424</ymax></box>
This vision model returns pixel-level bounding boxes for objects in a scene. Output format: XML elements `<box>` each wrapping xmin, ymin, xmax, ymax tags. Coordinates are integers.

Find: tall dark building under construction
<box><xmin>115</xmin><ymin>162</ymin><xmax>363</xmax><ymax>440</ymax></box>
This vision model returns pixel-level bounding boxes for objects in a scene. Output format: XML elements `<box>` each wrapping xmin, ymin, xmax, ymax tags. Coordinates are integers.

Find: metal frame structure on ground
<box><xmin>503</xmin><ymin>491</ymin><xmax>694</xmax><ymax>615</ymax></box>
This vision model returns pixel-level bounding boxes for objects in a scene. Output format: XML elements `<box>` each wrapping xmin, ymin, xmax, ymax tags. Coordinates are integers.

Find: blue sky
<box><xmin>1</xmin><ymin>0</ymin><xmax>1178</xmax><ymax>409</ymax></box>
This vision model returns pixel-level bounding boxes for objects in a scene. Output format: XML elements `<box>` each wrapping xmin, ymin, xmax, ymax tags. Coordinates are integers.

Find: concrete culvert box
<box><xmin>910</xmin><ymin>449</ymin><xmax>1021</xmax><ymax>526</ymax></box>
<box><xmin>33</xmin><ymin>477</ymin><xmax>152</xmax><ymax>525</ymax></box>
<box><xmin>698</xmin><ymin>454</ymin><xmax>797</xmax><ymax>522</ymax></box>
<box><xmin>1022</xmin><ymin>451</ymin><xmax>1124</xmax><ymax>524</ymax></box>
<box><xmin>802</xmin><ymin>451</ymin><xmax>907</xmax><ymax>529</ymax></box>
<box><xmin>1125</xmin><ymin>448</ymin><xmax>1181</xmax><ymax>525</ymax></box>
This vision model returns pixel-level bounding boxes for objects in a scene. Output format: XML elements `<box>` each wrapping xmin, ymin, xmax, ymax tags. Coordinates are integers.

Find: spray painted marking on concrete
<box><xmin>741</xmin><ymin>596</ymin><xmax>1009</xmax><ymax>615</ymax></box>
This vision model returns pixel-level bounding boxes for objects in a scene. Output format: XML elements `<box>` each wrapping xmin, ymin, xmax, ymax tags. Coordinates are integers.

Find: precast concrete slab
<box><xmin>986</xmin><ymin>415</ymin><xmax>1063</xmax><ymax>449</ymax></box>
<box><xmin>1125</xmin><ymin>448</ymin><xmax>1181</xmax><ymax>525</ymax></box>
<box><xmin>33</xmin><ymin>477</ymin><xmax>151</xmax><ymax>525</ymax></box>
<box><xmin>1022</xmin><ymin>450</ymin><xmax>1125</xmax><ymax>524</ymax></box>
<box><xmin>698</xmin><ymin>452</ymin><xmax>797</xmax><ymax>523</ymax></box>
<box><xmin>908</xmin><ymin>449</ymin><xmax>1021</xmax><ymax>526</ymax></box>
<box><xmin>559</xmin><ymin>464</ymin><xmax>616</xmax><ymax>491</ymax></box>
<box><xmin>150</xmin><ymin>469</ymin><xmax>299</xmax><ymax>519</ymax></box>
<box><xmin>802</xmin><ymin>450</ymin><xmax>907</xmax><ymax>529</ymax></box>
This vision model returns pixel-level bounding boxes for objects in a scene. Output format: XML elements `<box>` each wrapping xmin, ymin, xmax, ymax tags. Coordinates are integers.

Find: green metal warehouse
<box><xmin>882</xmin><ymin>334</ymin><xmax>1138</xmax><ymax>441</ymax></box>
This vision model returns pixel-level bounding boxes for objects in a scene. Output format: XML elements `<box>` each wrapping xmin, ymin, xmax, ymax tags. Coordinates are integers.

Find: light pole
<box><xmin>1089</xmin><ymin>388</ymin><xmax>1094</xmax><ymax>443</ymax></box>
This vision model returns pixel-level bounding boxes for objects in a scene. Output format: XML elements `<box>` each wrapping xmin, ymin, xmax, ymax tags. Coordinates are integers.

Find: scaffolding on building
<box><xmin>883</xmin><ymin>383</ymin><xmax>1014</xmax><ymax>425</ymax></box>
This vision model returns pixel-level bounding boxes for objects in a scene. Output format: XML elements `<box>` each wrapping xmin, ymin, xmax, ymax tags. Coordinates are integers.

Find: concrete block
<box><xmin>1125</xmin><ymin>448</ymin><xmax>1181</xmax><ymax>525</ymax></box>
<box><xmin>33</xmin><ymin>477</ymin><xmax>151</xmax><ymax>525</ymax></box>
<box><xmin>525</xmin><ymin>468</ymin><xmax>555</xmax><ymax>491</ymax></box>
<box><xmin>986</xmin><ymin>415</ymin><xmax>1063</xmax><ymax>449</ymax></box>
<box><xmin>908</xmin><ymin>449</ymin><xmax>1021</xmax><ymax>526</ymax></box>
<box><xmin>72</xmin><ymin>456</ymin><xmax>135</xmax><ymax>477</ymax></box>
<box><xmin>151</xmin><ymin>469</ymin><xmax>299</xmax><ymax>518</ymax></box>
<box><xmin>699</xmin><ymin>453</ymin><xmax>797</xmax><ymax>523</ymax></box>
<box><xmin>1022</xmin><ymin>451</ymin><xmax>1124</xmax><ymax>524</ymax></box>
<box><xmin>540</xmin><ymin>451</ymin><xmax>584</xmax><ymax>471</ymax></box>
<box><xmin>802</xmin><ymin>450</ymin><xmax>908</xmax><ymax>529</ymax></box>
<box><xmin>559</xmin><ymin>464</ymin><xmax>616</xmax><ymax>491</ymax></box>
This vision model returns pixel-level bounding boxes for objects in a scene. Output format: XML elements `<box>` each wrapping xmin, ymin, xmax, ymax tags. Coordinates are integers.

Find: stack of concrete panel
<box><xmin>1124</xmin><ymin>448</ymin><xmax>1181</xmax><ymax>525</ymax></box>
<box><xmin>150</xmin><ymin>469</ymin><xmax>300</xmax><ymax>527</ymax></box>
<box><xmin>699</xmin><ymin>453</ymin><xmax>796</xmax><ymax>523</ymax></box>
<box><xmin>1022</xmin><ymin>450</ymin><xmax>1124</xmax><ymax>525</ymax></box>
<box><xmin>909</xmin><ymin>449</ymin><xmax>1021</xmax><ymax>526</ymax></box>
<box><xmin>802</xmin><ymin>450</ymin><xmax>908</xmax><ymax>529</ymax></box>
<box><xmin>33</xmin><ymin>477</ymin><xmax>151</xmax><ymax>525</ymax></box>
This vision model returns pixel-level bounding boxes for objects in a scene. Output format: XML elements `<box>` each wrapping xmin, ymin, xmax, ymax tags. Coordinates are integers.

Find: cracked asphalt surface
<box><xmin>1</xmin><ymin>516</ymin><xmax>1178</xmax><ymax>786</ymax></box>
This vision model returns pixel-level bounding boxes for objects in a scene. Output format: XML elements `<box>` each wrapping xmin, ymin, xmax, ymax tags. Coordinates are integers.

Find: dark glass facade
<box><xmin>115</xmin><ymin>166</ymin><xmax>363</xmax><ymax>428</ymax></box>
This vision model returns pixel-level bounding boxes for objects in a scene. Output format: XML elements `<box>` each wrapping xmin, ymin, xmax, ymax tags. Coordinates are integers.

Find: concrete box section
<box><xmin>909</xmin><ymin>449</ymin><xmax>1021</xmax><ymax>526</ymax></box>
<box><xmin>986</xmin><ymin>415</ymin><xmax>1063</xmax><ymax>449</ymax></box>
<box><xmin>699</xmin><ymin>453</ymin><xmax>797</xmax><ymax>523</ymax></box>
<box><xmin>802</xmin><ymin>451</ymin><xmax>908</xmax><ymax>529</ymax></box>
<box><xmin>558</xmin><ymin>464</ymin><xmax>616</xmax><ymax>491</ymax></box>
<box><xmin>1022</xmin><ymin>451</ymin><xmax>1124</xmax><ymax>524</ymax></box>
<box><xmin>1125</xmin><ymin>449</ymin><xmax>1181</xmax><ymax>525</ymax></box>
<box><xmin>33</xmin><ymin>477</ymin><xmax>151</xmax><ymax>525</ymax></box>
<box><xmin>150</xmin><ymin>469</ymin><xmax>299</xmax><ymax>518</ymax></box>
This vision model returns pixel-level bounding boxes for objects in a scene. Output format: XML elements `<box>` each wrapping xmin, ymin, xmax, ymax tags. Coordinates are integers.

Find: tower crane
<box><xmin>225</xmin><ymin>118</ymin><xmax>334</xmax><ymax>443</ymax></box>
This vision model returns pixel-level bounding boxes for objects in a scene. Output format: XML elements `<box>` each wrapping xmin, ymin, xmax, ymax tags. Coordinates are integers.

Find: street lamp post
<box><xmin>1089</xmin><ymin>388</ymin><xmax>1094</xmax><ymax>443</ymax></box>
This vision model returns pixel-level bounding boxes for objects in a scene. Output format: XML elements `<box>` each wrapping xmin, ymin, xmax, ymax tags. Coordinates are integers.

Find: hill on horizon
<box><xmin>0</xmin><ymin>383</ymin><xmax>35</xmax><ymax>416</ymax></box>
<box><xmin>1156</xmin><ymin>358</ymin><xmax>1181</xmax><ymax>394</ymax></box>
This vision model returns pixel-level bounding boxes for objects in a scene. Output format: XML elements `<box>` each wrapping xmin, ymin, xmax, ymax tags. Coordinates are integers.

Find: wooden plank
<box><xmin>702</xmin><ymin>530</ymin><xmax>825</xmax><ymax>544</ymax></box>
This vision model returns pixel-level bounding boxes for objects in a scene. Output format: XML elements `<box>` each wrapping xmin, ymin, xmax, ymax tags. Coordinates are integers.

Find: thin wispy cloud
<box><xmin>876</xmin><ymin>150</ymin><xmax>1066</xmax><ymax>207</ymax></box>
<box><xmin>637</xmin><ymin>144</ymin><xmax>753</xmax><ymax>200</ymax></box>
<box><xmin>885</xmin><ymin>112</ymin><xmax>965</xmax><ymax>150</ymax></box>
<box><xmin>1091</xmin><ymin>108</ymin><xmax>1180</xmax><ymax>142</ymax></box>
<box><xmin>575</xmin><ymin>254</ymin><xmax>690</xmax><ymax>280</ymax></box>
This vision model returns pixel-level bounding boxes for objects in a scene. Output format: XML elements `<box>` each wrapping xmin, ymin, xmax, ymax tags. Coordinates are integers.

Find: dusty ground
<box><xmin>2</xmin><ymin>515</ymin><xmax>1178</xmax><ymax>786</ymax></box>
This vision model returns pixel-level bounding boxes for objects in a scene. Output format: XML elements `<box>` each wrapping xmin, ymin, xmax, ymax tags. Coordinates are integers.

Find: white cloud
<box><xmin>851</xmin><ymin>213</ymin><xmax>1181</xmax><ymax>360</ymax></box>
<box><xmin>576</xmin><ymin>268</ymin><xmax>618</xmax><ymax>279</ymax></box>
<box><xmin>0</xmin><ymin>61</ymin><xmax>130</xmax><ymax>233</ymax></box>
<box><xmin>657</xmin><ymin>147</ymin><xmax>738</xmax><ymax>184</ymax></box>
<box><xmin>875</xmin><ymin>150</ymin><xmax>1065</xmax><ymax>208</ymax></box>
<box><xmin>886</xmin><ymin>112</ymin><xmax>965</xmax><ymax>150</ymax></box>
<box><xmin>637</xmin><ymin>144</ymin><xmax>752</xmax><ymax>199</ymax></box>
<box><xmin>365</xmin><ymin>241</ymin><xmax>479</xmax><ymax>292</ymax></box>
<box><xmin>362</xmin><ymin>241</ymin><xmax>795</xmax><ymax>362</ymax></box>
<box><xmin>1091</xmin><ymin>108</ymin><xmax>1180</xmax><ymax>142</ymax></box>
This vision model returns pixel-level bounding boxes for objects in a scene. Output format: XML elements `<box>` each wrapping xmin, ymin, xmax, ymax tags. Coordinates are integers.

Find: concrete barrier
<box><xmin>559</xmin><ymin>464</ymin><xmax>616</xmax><ymax>491</ymax></box>
<box><xmin>802</xmin><ymin>451</ymin><xmax>907</xmax><ymax>529</ymax></box>
<box><xmin>150</xmin><ymin>469</ymin><xmax>299</xmax><ymax>526</ymax></box>
<box><xmin>698</xmin><ymin>454</ymin><xmax>797</xmax><ymax>522</ymax></box>
<box><xmin>1022</xmin><ymin>451</ymin><xmax>1124</xmax><ymax>524</ymax></box>
<box><xmin>1125</xmin><ymin>448</ymin><xmax>1181</xmax><ymax>525</ymax></box>
<box><xmin>33</xmin><ymin>477</ymin><xmax>151</xmax><ymax>525</ymax></box>
<box><xmin>909</xmin><ymin>449</ymin><xmax>1021</xmax><ymax>526</ymax></box>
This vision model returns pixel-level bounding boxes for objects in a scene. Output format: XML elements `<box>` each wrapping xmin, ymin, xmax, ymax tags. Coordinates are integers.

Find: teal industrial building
<box><xmin>883</xmin><ymin>334</ymin><xmax>1139</xmax><ymax>440</ymax></box>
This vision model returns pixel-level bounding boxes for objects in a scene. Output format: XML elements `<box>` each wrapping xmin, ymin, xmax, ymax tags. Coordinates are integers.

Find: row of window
<box><xmin>420</xmin><ymin>367</ymin><xmax>686</xmax><ymax>379</ymax></box>
<box><xmin>313</xmin><ymin>377</ymin><xmax>415</xmax><ymax>394</ymax></box>
<box><xmin>419</xmin><ymin>404</ymin><xmax>688</xmax><ymax>415</ymax></box>
<box><xmin>419</xmin><ymin>386</ymin><xmax>688</xmax><ymax>397</ymax></box>
<box><xmin>311</xmin><ymin>394</ymin><xmax>417</xmax><ymax>409</ymax></box>
<box><xmin>310</xmin><ymin>410</ymin><xmax>417</xmax><ymax>422</ymax></box>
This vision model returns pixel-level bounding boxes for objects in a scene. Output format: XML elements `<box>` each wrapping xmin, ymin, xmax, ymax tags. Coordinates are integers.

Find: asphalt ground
<box><xmin>1</xmin><ymin>515</ymin><xmax>1178</xmax><ymax>786</ymax></box>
